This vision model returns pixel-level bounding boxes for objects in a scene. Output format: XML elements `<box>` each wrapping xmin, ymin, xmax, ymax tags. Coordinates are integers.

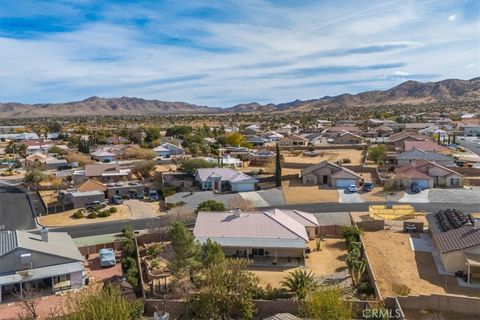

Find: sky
<box><xmin>0</xmin><ymin>0</ymin><xmax>479</xmax><ymax>107</ymax></box>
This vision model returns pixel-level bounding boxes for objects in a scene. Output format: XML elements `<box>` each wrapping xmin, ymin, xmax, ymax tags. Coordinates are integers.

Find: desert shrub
<box><xmin>109</xmin><ymin>207</ymin><xmax>118</xmax><ymax>213</ymax></box>
<box><xmin>342</xmin><ymin>158</ymin><xmax>351</xmax><ymax>164</ymax></box>
<box><xmin>392</xmin><ymin>282</ymin><xmax>411</xmax><ymax>296</ymax></box>
<box><xmin>87</xmin><ymin>212</ymin><xmax>97</xmax><ymax>219</ymax></box>
<box><xmin>150</xmin><ymin>259</ymin><xmax>159</xmax><ymax>269</ymax></box>
<box><xmin>197</xmin><ymin>200</ymin><xmax>226</xmax><ymax>212</ymax></box>
<box><xmin>72</xmin><ymin>210</ymin><xmax>84</xmax><ymax>219</ymax></box>
<box><xmin>97</xmin><ymin>210</ymin><xmax>111</xmax><ymax>218</ymax></box>
<box><xmin>357</xmin><ymin>282</ymin><xmax>374</xmax><ymax>296</ymax></box>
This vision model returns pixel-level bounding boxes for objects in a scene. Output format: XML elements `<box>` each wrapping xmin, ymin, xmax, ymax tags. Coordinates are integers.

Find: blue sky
<box><xmin>0</xmin><ymin>0</ymin><xmax>479</xmax><ymax>107</ymax></box>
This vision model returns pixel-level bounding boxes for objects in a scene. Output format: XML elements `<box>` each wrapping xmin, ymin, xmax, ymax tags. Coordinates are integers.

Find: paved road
<box><xmin>0</xmin><ymin>185</ymin><xmax>37</xmax><ymax>231</ymax></box>
<box><xmin>457</xmin><ymin>138</ymin><xmax>480</xmax><ymax>156</ymax></box>
<box><xmin>52</xmin><ymin>201</ymin><xmax>480</xmax><ymax>238</ymax></box>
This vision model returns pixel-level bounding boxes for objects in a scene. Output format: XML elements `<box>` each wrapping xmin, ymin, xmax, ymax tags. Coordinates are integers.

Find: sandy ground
<box><xmin>38</xmin><ymin>205</ymin><xmax>132</xmax><ymax>227</ymax></box>
<box><xmin>155</xmin><ymin>164</ymin><xmax>177</xmax><ymax>172</ymax></box>
<box><xmin>360</xmin><ymin>187</ymin><xmax>404</xmax><ymax>202</ymax></box>
<box><xmin>283</xmin><ymin>148</ymin><xmax>364</xmax><ymax>166</ymax></box>
<box><xmin>282</xmin><ymin>179</ymin><xmax>339</xmax><ymax>204</ymax></box>
<box><xmin>251</xmin><ymin>238</ymin><xmax>348</xmax><ymax>288</ymax></box>
<box><xmin>362</xmin><ymin>230</ymin><xmax>479</xmax><ymax>297</ymax></box>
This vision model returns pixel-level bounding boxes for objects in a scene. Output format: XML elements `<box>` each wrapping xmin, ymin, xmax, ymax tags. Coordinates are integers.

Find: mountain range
<box><xmin>0</xmin><ymin>78</ymin><xmax>479</xmax><ymax>118</ymax></box>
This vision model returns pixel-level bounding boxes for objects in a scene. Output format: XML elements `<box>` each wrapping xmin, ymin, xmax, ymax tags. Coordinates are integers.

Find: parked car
<box><xmin>362</xmin><ymin>182</ymin><xmax>374</xmax><ymax>192</ymax></box>
<box><xmin>404</xmin><ymin>223</ymin><xmax>416</xmax><ymax>233</ymax></box>
<box><xmin>99</xmin><ymin>248</ymin><xmax>116</xmax><ymax>267</ymax></box>
<box><xmin>410</xmin><ymin>182</ymin><xmax>421</xmax><ymax>193</ymax></box>
<box><xmin>149</xmin><ymin>190</ymin><xmax>159</xmax><ymax>202</ymax></box>
<box><xmin>110</xmin><ymin>195</ymin><xmax>124</xmax><ymax>205</ymax></box>
<box><xmin>85</xmin><ymin>200</ymin><xmax>107</xmax><ymax>210</ymax></box>
<box><xmin>347</xmin><ymin>184</ymin><xmax>358</xmax><ymax>193</ymax></box>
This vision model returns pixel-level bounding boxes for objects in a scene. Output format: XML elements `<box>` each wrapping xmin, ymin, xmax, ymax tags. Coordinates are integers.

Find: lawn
<box><xmin>282</xmin><ymin>179</ymin><xmax>339</xmax><ymax>204</ymax></box>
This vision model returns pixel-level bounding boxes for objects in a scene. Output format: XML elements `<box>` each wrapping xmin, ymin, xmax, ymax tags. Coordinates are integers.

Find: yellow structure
<box><xmin>369</xmin><ymin>205</ymin><xmax>419</xmax><ymax>220</ymax></box>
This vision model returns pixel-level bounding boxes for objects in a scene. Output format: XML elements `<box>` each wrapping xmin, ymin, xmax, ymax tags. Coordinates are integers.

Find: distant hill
<box><xmin>0</xmin><ymin>96</ymin><xmax>218</xmax><ymax>118</ymax></box>
<box><xmin>226</xmin><ymin>77</ymin><xmax>480</xmax><ymax>112</ymax></box>
<box><xmin>1</xmin><ymin>78</ymin><xmax>479</xmax><ymax>117</ymax></box>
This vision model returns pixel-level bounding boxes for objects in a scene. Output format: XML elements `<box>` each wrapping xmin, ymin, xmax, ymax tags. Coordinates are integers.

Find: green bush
<box><xmin>109</xmin><ymin>207</ymin><xmax>118</xmax><ymax>213</ymax></box>
<box><xmin>392</xmin><ymin>282</ymin><xmax>411</xmax><ymax>296</ymax></box>
<box><xmin>87</xmin><ymin>212</ymin><xmax>97</xmax><ymax>219</ymax></box>
<box><xmin>357</xmin><ymin>282</ymin><xmax>374</xmax><ymax>295</ymax></box>
<box><xmin>97</xmin><ymin>210</ymin><xmax>111</xmax><ymax>218</ymax></box>
<box><xmin>197</xmin><ymin>200</ymin><xmax>226</xmax><ymax>212</ymax></box>
<box><xmin>72</xmin><ymin>210</ymin><xmax>84</xmax><ymax>219</ymax></box>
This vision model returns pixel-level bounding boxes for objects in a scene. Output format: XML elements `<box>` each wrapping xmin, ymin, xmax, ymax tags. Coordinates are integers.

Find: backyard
<box><xmin>283</xmin><ymin>148</ymin><xmax>364</xmax><ymax>166</ymax></box>
<box><xmin>362</xmin><ymin>229</ymin><xmax>479</xmax><ymax>298</ymax></box>
<box><xmin>251</xmin><ymin>238</ymin><xmax>349</xmax><ymax>288</ymax></box>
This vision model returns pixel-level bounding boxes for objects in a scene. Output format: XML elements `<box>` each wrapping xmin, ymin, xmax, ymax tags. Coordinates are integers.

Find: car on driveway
<box><xmin>410</xmin><ymin>182</ymin><xmax>421</xmax><ymax>193</ymax></box>
<box><xmin>85</xmin><ymin>200</ymin><xmax>107</xmax><ymax>210</ymax></box>
<box><xmin>110</xmin><ymin>195</ymin><xmax>124</xmax><ymax>205</ymax></box>
<box><xmin>347</xmin><ymin>184</ymin><xmax>358</xmax><ymax>193</ymax></box>
<box><xmin>362</xmin><ymin>182</ymin><xmax>374</xmax><ymax>192</ymax></box>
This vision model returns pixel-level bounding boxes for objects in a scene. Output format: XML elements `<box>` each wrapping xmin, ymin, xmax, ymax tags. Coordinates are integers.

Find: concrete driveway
<box><xmin>428</xmin><ymin>188</ymin><xmax>480</xmax><ymax>204</ymax></box>
<box><xmin>398</xmin><ymin>189</ymin><xmax>430</xmax><ymax>203</ymax></box>
<box><xmin>337</xmin><ymin>189</ymin><xmax>364</xmax><ymax>203</ymax></box>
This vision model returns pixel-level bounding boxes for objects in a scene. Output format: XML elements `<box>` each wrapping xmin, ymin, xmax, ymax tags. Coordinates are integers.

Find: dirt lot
<box><xmin>251</xmin><ymin>238</ymin><xmax>348</xmax><ymax>288</ymax></box>
<box><xmin>282</xmin><ymin>179</ymin><xmax>339</xmax><ymax>203</ymax></box>
<box><xmin>155</xmin><ymin>163</ymin><xmax>177</xmax><ymax>172</ymax></box>
<box><xmin>360</xmin><ymin>187</ymin><xmax>404</xmax><ymax>202</ymax></box>
<box><xmin>362</xmin><ymin>229</ymin><xmax>478</xmax><ymax>297</ymax></box>
<box><xmin>283</xmin><ymin>148</ymin><xmax>364</xmax><ymax>166</ymax></box>
<box><xmin>38</xmin><ymin>205</ymin><xmax>132</xmax><ymax>227</ymax></box>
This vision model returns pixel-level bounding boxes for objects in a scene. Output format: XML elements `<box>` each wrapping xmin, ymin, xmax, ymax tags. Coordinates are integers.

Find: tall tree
<box><xmin>275</xmin><ymin>143</ymin><xmax>282</xmax><ymax>187</ymax></box>
<box><xmin>299</xmin><ymin>286</ymin><xmax>352</xmax><ymax>320</ymax></box>
<box><xmin>169</xmin><ymin>221</ymin><xmax>201</xmax><ymax>276</ymax></box>
<box><xmin>188</xmin><ymin>259</ymin><xmax>258</xmax><ymax>319</ymax></box>
<box><xmin>200</xmin><ymin>239</ymin><xmax>225</xmax><ymax>268</ymax></box>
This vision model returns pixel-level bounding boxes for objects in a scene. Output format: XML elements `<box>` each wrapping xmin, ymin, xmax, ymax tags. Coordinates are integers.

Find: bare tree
<box><xmin>14</xmin><ymin>283</ymin><xmax>40</xmax><ymax>320</ymax></box>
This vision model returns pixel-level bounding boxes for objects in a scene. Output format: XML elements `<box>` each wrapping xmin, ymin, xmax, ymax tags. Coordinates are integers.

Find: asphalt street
<box><xmin>457</xmin><ymin>138</ymin><xmax>480</xmax><ymax>156</ymax></box>
<box><xmin>52</xmin><ymin>201</ymin><xmax>480</xmax><ymax>238</ymax></box>
<box><xmin>0</xmin><ymin>185</ymin><xmax>37</xmax><ymax>231</ymax></box>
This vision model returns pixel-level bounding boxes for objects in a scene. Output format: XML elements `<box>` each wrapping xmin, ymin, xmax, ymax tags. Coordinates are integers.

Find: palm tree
<box><xmin>281</xmin><ymin>269</ymin><xmax>318</xmax><ymax>300</ymax></box>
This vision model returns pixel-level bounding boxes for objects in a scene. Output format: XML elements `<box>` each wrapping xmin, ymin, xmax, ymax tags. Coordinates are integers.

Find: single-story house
<box><xmin>396</xmin><ymin>160</ymin><xmax>464</xmax><ymax>189</ymax></box>
<box><xmin>195</xmin><ymin>168</ymin><xmax>258</xmax><ymax>192</ymax></box>
<box><xmin>106</xmin><ymin>181</ymin><xmax>144</xmax><ymax>199</ymax></box>
<box><xmin>248</xmin><ymin>149</ymin><xmax>276</xmax><ymax>164</ymax></box>
<box><xmin>153</xmin><ymin>142</ymin><xmax>185</xmax><ymax>158</ymax></box>
<box><xmin>200</xmin><ymin>155</ymin><xmax>243</xmax><ymax>168</ymax></box>
<box><xmin>397</xmin><ymin>149</ymin><xmax>455</xmax><ymax>167</ymax></box>
<box><xmin>245</xmin><ymin>135</ymin><xmax>268</xmax><ymax>146</ymax></box>
<box><xmin>193</xmin><ymin>209</ymin><xmax>319</xmax><ymax>264</ymax></box>
<box><xmin>73</xmin><ymin>163</ymin><xmax>132</xmax><ymax>184</ymax></box>
<box><xmin>91</xmin><ymin>149</ymin><xmax>116</xmax><ymax>163</ymax></box>
<box><xmin>62</xmin><ymin>190</ymin><xmax>105</xmax><ymax>209</ymax></box>
<box><xmin>332</xmin><ymin>131</ymin><xmax>363</xmax><ymax>144</ymax></box>
<box><xmin>0</xmin><ymin>228</ymin><xmax>84</xmax><ymax>302</ymax></box>
<box><xmin>300</xmin><ymin>160</ymin><xmax>361</xmax><ymax>188</ymax></box>
<box><xmin>386</xmin><ymin>132</ymin><xmax>429</xmax><ymax>151</ymax></box>
<box><xmin>404</xmin><ymin>140</ymin><xmax>450</xmax><ymax>153</ymax></box>
<box><xmin>75</xmin><ymin>179</ymin><xmax>108</xmax><ymax>193</ymax></box>
<box><xmin>277</xmin><ymin>134</ymin><xmax>309</xmax><ymax>147</ymax></box>
<box><xmin>463</xmin><ymin>125</ymin><xmax>480</xmax><ymax>137</ymax></box>
<box><xmin>427</xmin><ymin>211</ymin><xmax>480</xmax><ymax>283</ymax></box>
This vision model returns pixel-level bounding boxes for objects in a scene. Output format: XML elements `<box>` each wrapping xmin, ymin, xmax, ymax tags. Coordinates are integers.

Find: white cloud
<box><xmin>448</xmin><ymin>14</ymin><xmax>456</xmax><ymax>21</ymax></box>
<box><xmin>0</xmin><ymin>1</ymin><xmax>478</xmax><ymax>106</ymax></box>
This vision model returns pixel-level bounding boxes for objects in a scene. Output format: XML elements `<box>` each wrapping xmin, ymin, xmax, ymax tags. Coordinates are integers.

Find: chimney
<box><xmin>473</xmin><ymin>218</ymin><xmax>480</xmax><ymax>230</ymax></box>
<box><xmin>40</xmin><ymin>227</ymin><xmax>49</xmax><ymax>242</ymax></box>
<box><xmin>234</xmin><ymin>208</ymin><xmax>242</xmax><ymax>217</ymax></box>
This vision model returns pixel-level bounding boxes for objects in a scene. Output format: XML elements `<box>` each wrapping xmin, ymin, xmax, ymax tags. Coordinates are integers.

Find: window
<box><xmin>450</xmin><ymin>178</ymin><xmax>460</xmax><ymax>186</ymax></box>
<box><xmin>252</xmin><ymin>248</ymin><xmax>265</xmax><ymax>256</ymax></box>
<box><xmin>306</xmin><ymin>177</ymin><xmax>314</xmax><ymax>184</ymax></box>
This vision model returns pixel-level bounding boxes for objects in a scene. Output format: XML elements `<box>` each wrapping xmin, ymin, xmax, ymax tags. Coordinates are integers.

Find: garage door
<box><xmin>411</xmin><ymin>179</ymin><xmax>429</xmax><ymax>189</ymax></box>
<box><xmin>335</xmin><ymin>179</ymin><xmax>356</xmax><ymax>188</ymax></box>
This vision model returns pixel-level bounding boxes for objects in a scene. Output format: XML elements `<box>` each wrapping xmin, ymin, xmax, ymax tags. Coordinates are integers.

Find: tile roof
<box><xmin>404</xmin><ymin>141</ymin><xmax>449</xmax><ymax>153</ymax></box>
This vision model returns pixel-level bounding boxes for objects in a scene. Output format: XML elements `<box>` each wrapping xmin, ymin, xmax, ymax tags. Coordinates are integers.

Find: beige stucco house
<box><xmin>300</xmin><ymin>160</ymin><xmax>361</xmax><ymax>188</ymax></box>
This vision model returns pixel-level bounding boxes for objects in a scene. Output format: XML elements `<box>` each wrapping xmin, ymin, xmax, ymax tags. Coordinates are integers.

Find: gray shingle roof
<box><xmin>397</xmin><ymin>149</ymin><xmax>452</xmax><ymax>161</ymax></box>
<box><xmin>0</xmin><ymin>231</ymin><xmax>17</xmax><ymax>256</ymax></box>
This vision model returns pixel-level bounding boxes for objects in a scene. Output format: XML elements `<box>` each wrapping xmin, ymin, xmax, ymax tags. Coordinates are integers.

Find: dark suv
<box><xmin>362</xmin><ymin>182</ymin><xmax>374</xmax><ymax>192</ymax></box>
<box><xmin>410</xmin><ymin>182</ymin><xmax>421</xmax><ymax>193</ymax></box>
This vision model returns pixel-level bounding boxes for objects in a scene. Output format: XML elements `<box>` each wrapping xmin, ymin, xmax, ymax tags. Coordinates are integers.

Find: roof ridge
<box><xmin>263</xmin><ymin>210</ymin><xmax>308</xmax><ymax>241</ymax></box>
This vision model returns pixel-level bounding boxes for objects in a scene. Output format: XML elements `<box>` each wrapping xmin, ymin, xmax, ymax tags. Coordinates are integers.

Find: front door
<box><xmin>214</xmin><ymin>179</ymin><xmax>219</xmax><ymax>191</ymax></box>
<box><xmin>434</xmin><ymin>176</ymin><xmax>439</xmax><ymax>187</ymax></box>
<box><xmin>322</xmin><ymin>175</ymin><xmax>328</xmax><ymax>184</ymax></box>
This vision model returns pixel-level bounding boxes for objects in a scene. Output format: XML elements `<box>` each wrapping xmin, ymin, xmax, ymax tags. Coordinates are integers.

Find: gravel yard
<box><xmin>282</xmin><ymin>179</ymin><xmax>339</xmax><ymax>204</ymax></box>
<box><xmin>362</xmin><ymin>230</ymin><xmax>477</xmax><ymax>297</ymax></box>
<box><xmin>428</xmin><ymin>188</ymin><xmax>480</xmax><ymax>203</ymax></box>
<box><xmin>283</xmin><ymin>148</ymin><xmax>364</xmax><ymax>166</ymax></box>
